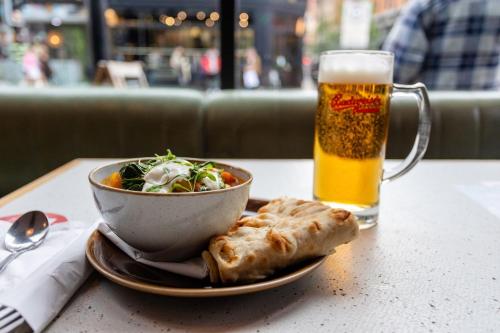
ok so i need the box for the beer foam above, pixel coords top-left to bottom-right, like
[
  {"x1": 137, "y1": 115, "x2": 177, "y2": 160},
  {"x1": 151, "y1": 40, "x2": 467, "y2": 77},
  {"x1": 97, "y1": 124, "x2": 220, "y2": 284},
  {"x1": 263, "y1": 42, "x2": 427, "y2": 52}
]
[{"x1": 318, "y1": 52, "x2": 393, "y2": 84}]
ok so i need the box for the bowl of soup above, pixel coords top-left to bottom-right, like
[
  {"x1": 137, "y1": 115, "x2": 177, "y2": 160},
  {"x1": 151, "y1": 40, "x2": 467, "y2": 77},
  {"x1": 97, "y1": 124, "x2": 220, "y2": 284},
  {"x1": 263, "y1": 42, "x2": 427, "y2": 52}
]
[{"x1": 88, "y1": 153, "x2": 252, "y2": 261}]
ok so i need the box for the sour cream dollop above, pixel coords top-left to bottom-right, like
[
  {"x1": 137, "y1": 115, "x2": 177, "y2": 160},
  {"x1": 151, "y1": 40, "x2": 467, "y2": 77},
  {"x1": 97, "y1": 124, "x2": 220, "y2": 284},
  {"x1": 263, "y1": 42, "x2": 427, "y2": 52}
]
[
  {"x1": 142, "y1": 161, "x2": 191, "y2": 193},
  {"x1": 201, "y1": 171, "x2": 224, "y2": 190}
]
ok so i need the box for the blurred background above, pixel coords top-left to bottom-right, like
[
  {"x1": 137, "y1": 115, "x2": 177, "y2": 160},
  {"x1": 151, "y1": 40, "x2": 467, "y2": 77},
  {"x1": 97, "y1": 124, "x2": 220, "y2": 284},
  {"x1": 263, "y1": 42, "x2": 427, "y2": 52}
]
[
  {"x1": 1, "y1": 0, "x2": 499, "y2": 197},
  {"x1": 0, "y1": 0, "x2": 409, "y2": 90}
]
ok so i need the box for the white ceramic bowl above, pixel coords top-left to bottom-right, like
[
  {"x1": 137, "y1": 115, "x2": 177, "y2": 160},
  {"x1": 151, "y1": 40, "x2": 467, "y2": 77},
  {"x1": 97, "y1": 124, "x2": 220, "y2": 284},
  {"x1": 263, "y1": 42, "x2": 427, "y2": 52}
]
[{"x1": 89, "y1": 158, "x2": 252, "y2": 261}]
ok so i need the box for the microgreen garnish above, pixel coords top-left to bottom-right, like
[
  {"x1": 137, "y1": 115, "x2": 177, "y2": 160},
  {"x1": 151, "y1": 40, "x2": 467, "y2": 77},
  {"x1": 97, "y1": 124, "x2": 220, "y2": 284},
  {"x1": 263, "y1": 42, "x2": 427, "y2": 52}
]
[{"x1": 119, "y1": 149, "x2": 230, "y2": 193}]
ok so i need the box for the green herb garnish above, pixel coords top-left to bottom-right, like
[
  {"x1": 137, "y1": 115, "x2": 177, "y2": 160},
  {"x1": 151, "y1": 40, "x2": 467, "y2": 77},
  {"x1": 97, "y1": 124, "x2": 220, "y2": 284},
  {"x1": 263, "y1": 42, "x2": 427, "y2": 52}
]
[{"x1": 119, "y1": 149, "x2": 224, "y2": 193}]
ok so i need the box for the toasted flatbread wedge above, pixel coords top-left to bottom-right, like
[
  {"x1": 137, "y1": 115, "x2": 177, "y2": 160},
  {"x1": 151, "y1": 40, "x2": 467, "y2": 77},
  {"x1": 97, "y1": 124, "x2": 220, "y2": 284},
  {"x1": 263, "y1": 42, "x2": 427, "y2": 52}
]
[{"x1": 203, "y1": 197, "x2": 359, "y2": 284}]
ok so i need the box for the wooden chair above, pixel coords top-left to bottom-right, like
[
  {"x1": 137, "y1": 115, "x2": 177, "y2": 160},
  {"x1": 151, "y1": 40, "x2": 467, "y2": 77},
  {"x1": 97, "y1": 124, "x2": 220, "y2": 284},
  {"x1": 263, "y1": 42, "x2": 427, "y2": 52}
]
[{"x1": 94, "y1": 60, "x2": 149, "y2": 88}]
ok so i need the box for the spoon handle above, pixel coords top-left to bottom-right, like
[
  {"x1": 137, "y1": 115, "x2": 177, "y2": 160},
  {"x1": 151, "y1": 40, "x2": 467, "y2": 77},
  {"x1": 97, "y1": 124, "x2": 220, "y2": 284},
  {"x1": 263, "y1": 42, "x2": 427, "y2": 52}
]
[{"x1": 0, "y1": 251, "x2": 21, "y2": 273}]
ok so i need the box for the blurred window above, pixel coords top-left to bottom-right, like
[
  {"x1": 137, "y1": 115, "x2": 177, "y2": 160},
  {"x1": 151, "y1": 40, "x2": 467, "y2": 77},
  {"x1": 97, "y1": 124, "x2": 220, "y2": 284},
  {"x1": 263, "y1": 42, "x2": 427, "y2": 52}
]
[
  {"x1": 236, "y1": 1, "x2": 307, "y2": 89},
  {"x1": 104, "y1": 2, "x2": 220, "y2": 89},
  {"x1": 236, "y1": 0, "x2": 409, "y2": 90},
  {"x1": 0, "y1": 1, "x2": 90, "y2": 86},
  {"x1": 0, "y1": 0, "x2": 410, "y2": 89}
]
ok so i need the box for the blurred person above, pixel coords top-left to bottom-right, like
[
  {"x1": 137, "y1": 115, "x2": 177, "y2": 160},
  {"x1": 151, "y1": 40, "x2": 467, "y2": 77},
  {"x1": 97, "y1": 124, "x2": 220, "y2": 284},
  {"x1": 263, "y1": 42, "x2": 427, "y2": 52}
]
[
  {"x1": 37, "y1": 44, "x2": 52, "y2": 83},
  {"x1": 169, "y1": 46, "x2": 191, "y2": 86},
  {"x1": 146, "y1": 49, "x2": 162, "y2": 85},
  {"x1": 275, "y1": 55, "x2": 293, "y2": 87},
  {"x1": 268, "y1": 68, "x2": 282, "y2": 88},
  {"x1": 22, "y1": 43, "x2": 46, "y2": 87},
  {"x1": 383, "y1": 0, "x2": 500, "y2": 90},
  {"x1": 200, "y1": 47, "x2": 220, "y2": 90},
  {"x1": 242, "y1": 48, "x2": 261, "y2": 89},
  {"x1": 0, "y1": 25, "x2": 12, "y2": 59}
]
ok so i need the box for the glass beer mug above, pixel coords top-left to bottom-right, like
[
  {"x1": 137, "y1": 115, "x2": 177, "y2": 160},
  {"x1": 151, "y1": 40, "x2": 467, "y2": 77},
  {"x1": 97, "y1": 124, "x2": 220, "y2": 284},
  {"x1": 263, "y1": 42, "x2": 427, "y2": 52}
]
[{"x1": 313, "y1": 51, "x2": 431, "y2": 229}]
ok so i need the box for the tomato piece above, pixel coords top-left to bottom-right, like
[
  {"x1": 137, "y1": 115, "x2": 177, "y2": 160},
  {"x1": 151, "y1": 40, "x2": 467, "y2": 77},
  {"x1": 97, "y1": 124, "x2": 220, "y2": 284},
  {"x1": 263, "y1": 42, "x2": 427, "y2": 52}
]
[
  {"x1": 194, "y1": 182, "x2": 202, "y2": 192},
  {"x1": 102, "y1": 172, "x2": 123, "y2": 189},
  {"x1": 221, "y1": 171, "x2": 238, "y2": 186}
]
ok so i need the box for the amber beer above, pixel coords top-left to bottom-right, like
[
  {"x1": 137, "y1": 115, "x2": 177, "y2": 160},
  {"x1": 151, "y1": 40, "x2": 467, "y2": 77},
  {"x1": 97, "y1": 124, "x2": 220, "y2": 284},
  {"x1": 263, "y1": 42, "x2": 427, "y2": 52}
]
[
  {"x1": 314, "y1": 82, "x2": 391, "y2": 206},
  {"x1": 313, "y1": 52, "x2": 393, "y2": 220}
]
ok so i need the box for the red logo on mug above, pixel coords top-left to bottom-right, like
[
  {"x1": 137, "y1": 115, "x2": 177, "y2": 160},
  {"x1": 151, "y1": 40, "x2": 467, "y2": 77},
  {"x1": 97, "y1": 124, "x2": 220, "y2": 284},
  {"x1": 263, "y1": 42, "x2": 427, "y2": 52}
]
[{"x1": 330, "y1": 94, "x2": 382, "y2": 113}]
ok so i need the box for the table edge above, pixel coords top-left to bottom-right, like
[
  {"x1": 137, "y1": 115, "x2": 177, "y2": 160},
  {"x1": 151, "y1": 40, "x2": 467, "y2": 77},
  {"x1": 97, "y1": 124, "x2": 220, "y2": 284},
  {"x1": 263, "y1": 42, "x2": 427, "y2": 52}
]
[
  {"x1": 1, "y1": 158, "x2": 498, "y2": 209},
  {"x1": 0, "y1": 159, "x2": 82, "y2": 208}
]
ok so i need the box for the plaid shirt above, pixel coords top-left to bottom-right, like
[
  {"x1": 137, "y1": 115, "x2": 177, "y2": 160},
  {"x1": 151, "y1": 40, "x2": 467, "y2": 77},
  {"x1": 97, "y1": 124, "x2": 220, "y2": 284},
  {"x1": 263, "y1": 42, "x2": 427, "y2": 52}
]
[{"x1": 383, "y1": 0, "x2": 500, "y2": 90}]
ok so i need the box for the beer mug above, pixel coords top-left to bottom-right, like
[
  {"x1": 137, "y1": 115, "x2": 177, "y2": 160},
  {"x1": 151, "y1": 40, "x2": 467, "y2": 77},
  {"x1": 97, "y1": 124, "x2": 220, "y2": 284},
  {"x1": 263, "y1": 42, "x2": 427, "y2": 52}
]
[{"x1": 313, "y1": 51, "x2": 431, "y2": 229}]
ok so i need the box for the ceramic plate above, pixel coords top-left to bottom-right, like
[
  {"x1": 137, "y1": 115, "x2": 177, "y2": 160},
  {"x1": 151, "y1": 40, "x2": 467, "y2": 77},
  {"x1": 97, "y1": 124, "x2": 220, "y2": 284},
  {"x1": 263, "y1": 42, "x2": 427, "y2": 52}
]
[{"x1": 86, "y1": 199, "x2": 326, "y2": 297}]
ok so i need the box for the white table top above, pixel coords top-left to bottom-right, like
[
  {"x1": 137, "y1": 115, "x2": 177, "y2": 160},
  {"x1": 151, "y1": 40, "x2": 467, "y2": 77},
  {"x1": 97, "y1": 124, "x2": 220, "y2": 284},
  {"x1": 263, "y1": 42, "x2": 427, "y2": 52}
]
[{"x1": 0, "y1": 159, "x2": 499, "y2": 332}]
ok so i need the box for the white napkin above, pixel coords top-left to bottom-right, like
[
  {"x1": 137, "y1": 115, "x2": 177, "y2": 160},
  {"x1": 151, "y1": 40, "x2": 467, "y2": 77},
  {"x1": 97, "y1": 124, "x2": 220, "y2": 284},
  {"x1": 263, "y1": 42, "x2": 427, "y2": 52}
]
[
  {"x1": 97, "y1": 223, "x2": 208, "y2": 279},
  {"x1": 456, "y1": 182, "x2": 500, "y2": 219},
  {"x1": 0, "y1": 218, "x2": 95, "y2": 333}
]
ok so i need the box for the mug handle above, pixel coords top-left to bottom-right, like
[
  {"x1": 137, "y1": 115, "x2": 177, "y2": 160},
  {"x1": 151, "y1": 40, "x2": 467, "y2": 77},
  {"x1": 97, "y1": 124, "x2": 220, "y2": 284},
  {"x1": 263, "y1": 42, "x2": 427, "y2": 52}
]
[{"x1": 382, "y1": 83, "x2": 432, "y2": 182}]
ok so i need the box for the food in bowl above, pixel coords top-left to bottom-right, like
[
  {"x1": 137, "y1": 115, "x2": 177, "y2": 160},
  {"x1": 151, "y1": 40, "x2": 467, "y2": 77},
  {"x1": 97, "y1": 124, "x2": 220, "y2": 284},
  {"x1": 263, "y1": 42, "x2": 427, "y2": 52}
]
[
  {"x1": 102, "y1": 150, "x2": 239, "y2": 193},
  {"x1": 89, "y1": 153, "x2": 252, "y2": 261},
  {"x1": 203, "y1": 197, "x2": 359, "y2": 284}
]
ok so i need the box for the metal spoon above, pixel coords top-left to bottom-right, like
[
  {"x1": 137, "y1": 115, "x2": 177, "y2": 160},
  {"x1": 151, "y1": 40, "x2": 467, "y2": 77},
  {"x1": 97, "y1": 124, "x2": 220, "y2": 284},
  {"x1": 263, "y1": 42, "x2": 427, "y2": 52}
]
[{"x1": 0, "y1": 211, "x2": 49, "y2": 273}]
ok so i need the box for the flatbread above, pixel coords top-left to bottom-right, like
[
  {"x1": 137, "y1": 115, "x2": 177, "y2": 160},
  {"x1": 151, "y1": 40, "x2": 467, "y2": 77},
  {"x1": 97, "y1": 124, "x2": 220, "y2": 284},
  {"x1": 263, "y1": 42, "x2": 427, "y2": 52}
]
[{"x1": 204, "y1": 197, "x2": 359, "y2": 284}]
